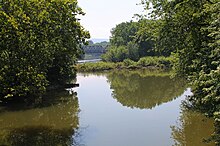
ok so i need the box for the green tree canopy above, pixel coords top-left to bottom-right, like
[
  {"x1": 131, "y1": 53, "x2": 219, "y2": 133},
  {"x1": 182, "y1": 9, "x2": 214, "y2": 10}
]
[
  {"x1": 110, "y1": 21, "x2": 139, "y2": 47},
  {"x1": 103, "y1": 19, "x2": 164, "y2": 62},
  {"x1": 0, "y1": 0, "x2": 89, "y2": 101}
]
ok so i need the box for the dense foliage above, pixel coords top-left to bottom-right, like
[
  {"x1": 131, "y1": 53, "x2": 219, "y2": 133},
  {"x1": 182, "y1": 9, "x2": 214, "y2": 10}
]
[
  {"x1": 141, "y1": 0, "x2": 219, "y2": 143},
  {"x1": 0, "y1": 0, "x2": 89, "y2": 101},
  {"x1": 102, "y1": 20, "x2": 169, "y2": 62}
]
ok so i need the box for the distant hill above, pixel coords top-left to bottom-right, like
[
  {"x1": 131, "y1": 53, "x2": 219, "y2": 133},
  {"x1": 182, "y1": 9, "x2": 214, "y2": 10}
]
[{"x1": 90, "y1": 38, "x2": 109, "y2": 43}]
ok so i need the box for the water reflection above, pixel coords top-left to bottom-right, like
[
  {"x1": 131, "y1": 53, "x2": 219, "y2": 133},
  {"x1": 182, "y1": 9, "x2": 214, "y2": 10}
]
[
  {"x1": 0, "y1": 70, "x2": 216, "y2": 146},
  {"x1": 107, "y1": 70, "x2": 186, "y2": 109},
  {"x1": 171, "y1": 107, "x2": 215, "y2": 146},
  {"x1": 174, "y1": 102, "x2": 220, "y2": 145},
  {"x1": 0, "y1": 90, "x2": 81, "y2": 146},
  {"x1": 77, "y1": 71, "x2": 215, "y2": 146}
]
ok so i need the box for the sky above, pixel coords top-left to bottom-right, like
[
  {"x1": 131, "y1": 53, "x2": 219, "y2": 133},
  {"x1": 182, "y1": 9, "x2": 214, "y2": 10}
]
[{"x1": 77, "y1": 0, "x2": 144, "y2": 39}]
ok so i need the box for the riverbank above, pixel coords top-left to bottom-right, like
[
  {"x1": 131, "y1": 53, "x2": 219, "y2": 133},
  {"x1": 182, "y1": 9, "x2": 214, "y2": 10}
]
[{"x1": 76, "y1": 56, "x2": 174, "y2": 72}]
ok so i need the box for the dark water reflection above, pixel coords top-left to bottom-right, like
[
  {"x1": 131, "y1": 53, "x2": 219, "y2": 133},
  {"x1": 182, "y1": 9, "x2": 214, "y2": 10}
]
[
  {"x1": 171, "y1": 108, "x2": 215, "y2": 146},
  {"x1": 0, "y1": 91, "x2": 81, "y2": 146}
]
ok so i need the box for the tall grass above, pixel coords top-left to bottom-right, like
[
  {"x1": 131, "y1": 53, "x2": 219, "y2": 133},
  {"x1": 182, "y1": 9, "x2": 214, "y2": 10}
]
[{"x1": 76, "y1": 56, "x2": 174, "y2": 72}]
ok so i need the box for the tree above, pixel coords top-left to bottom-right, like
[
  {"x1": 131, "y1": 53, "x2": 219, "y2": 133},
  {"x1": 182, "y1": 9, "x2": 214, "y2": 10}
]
[
  {"x1": 105, "y1": 19, "x2": 162, "y2": 62},
  {"x1": 0, "y1": 0, "x2": 89, "y2": 101},
  {"x1": 135, "y1": 19, "x2": 160, "y2": 57},
  {"x1": 110, "y1": 21, "x2": 139, "y2": 47},
  {"x1": 141, "y1": 0, "x2": 219, "y2": 143},
  {"x1": 102, "y1": 46, "x2": 128, "y2": 62}
]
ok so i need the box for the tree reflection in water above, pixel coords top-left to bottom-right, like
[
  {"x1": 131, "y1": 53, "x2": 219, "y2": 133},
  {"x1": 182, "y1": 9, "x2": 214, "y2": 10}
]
[
  {"x1": 107, "y1": 70, "x2": 186, "y2": 109},
  {"x1": 171, "y1": 106, "x2": 215, "y2": 146},
  {"x1": 0, "y1": 90, "x2": 83, "y2": 146}
]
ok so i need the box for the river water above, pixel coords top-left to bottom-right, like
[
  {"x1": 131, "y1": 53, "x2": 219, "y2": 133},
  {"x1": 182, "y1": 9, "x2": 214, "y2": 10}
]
[{"x1": 0, "y1": 70, "x2": 215, "y2": 146}]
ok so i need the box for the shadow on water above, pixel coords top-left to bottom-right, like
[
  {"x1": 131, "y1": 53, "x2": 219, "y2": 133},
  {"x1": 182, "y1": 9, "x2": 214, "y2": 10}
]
[
  {"x1": 0, "y1": 90, "x2": 84, "y2": 146},
  {"x1": 106, "y1": 70, "x2": 187, "y2": 109}
]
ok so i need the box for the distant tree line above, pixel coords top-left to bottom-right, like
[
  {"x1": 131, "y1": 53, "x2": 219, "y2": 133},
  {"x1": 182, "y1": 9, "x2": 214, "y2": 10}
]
[
  {"x1": 82, "y1": 41, "x2": 109, "y2": 53},
  {"x1": 80, "y1": 41, "x2": 109, "y2": 60},
  {"x1": 82, "y1": 45, "x2": 106, "y2": 54}
]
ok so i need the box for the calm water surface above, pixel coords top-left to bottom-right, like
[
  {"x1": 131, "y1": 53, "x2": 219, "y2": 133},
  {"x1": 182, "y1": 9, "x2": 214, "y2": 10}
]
[{"x1": 0, "y1": 70, "x2": 215, "y2": 146}]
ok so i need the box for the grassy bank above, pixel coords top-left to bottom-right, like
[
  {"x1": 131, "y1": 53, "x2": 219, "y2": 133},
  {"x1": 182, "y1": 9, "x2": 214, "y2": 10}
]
[{"x1": 76, "y1": 56, "x2": 174, "y2": 72}]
